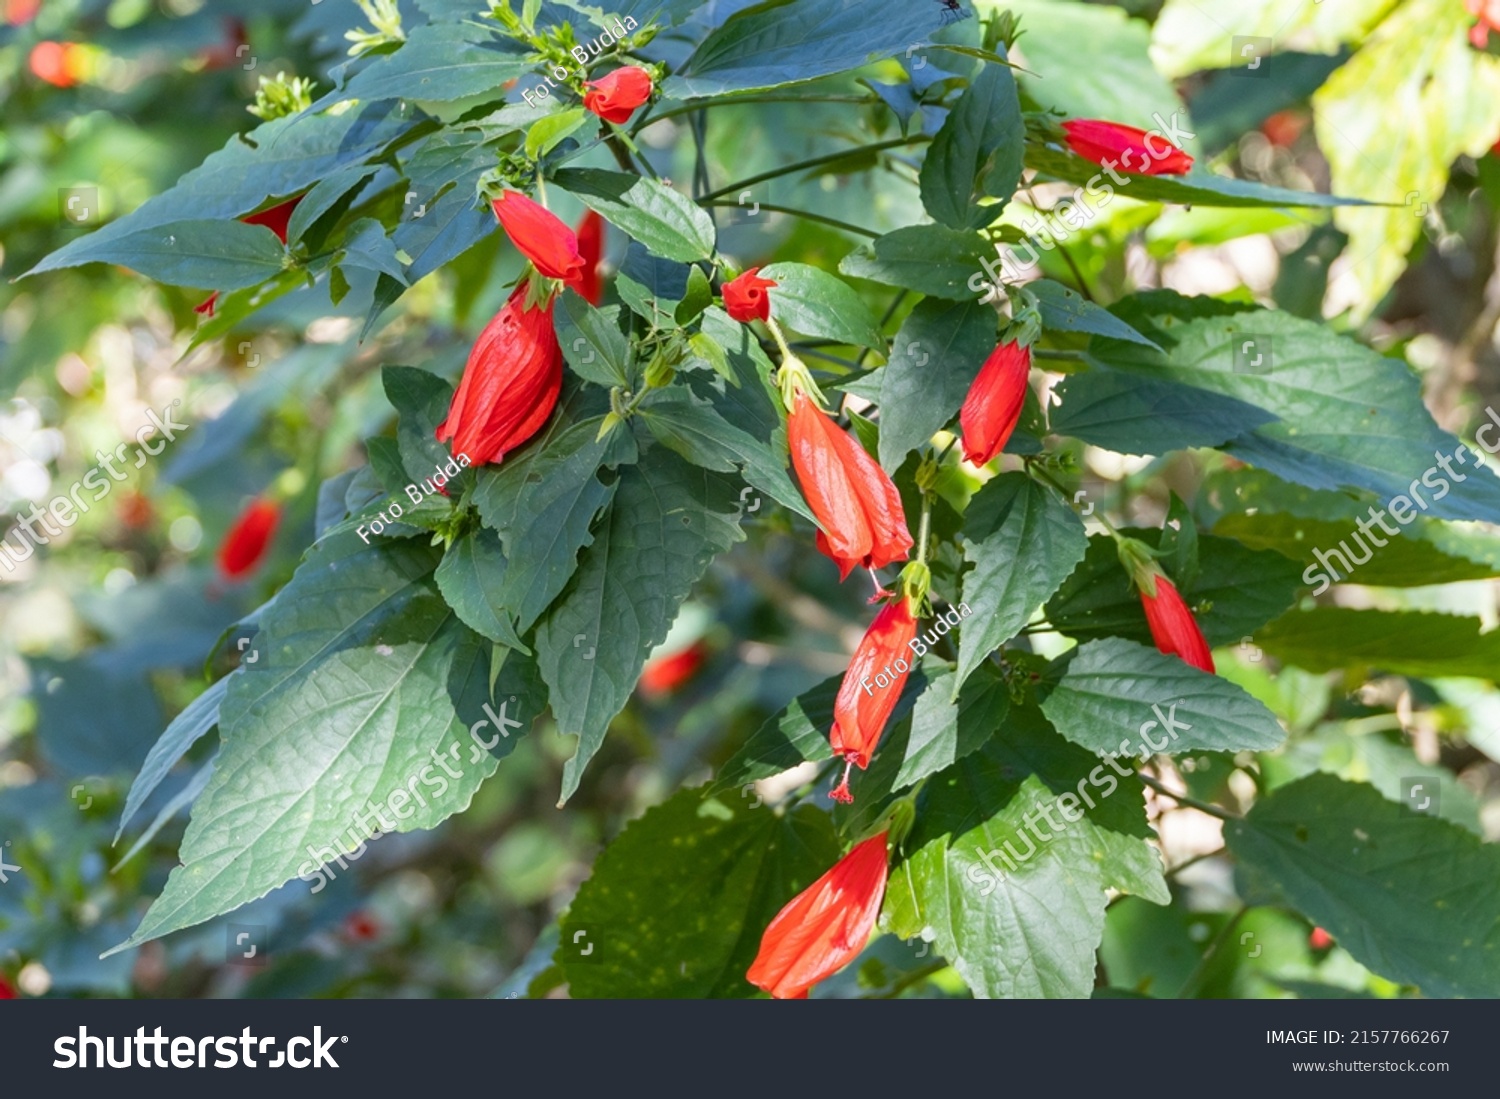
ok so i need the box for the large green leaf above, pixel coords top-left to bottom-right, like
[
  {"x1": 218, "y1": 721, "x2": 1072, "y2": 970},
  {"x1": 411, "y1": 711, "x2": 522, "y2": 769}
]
[
  {"x1": 27, "y1": 100, "x2": 419, "y2": 278},
  {"x1": 1028, "y1": 279, "x2": 1159, "y2": 348},
  {"x1": 839, "y1": 225, "x2": 995, "y2": 301},
  {"x1": 555, "y1": 292, "x2": 633, "y2": 389},
  {"x1": 1050, "y1": 367, "x2": 1277, "y2": 456},
  {"x1": 536, "y1": 445, "x2": 746, "y2": 803},
  {"x1": 1227, "y1": 772, "x2": 1500, "y2": 998},
  {"x1": 1089, "y1": 291, "x2": 1500, "y2": 523},
  {"x1": 552, "y1": 168, "x2": 716, "y2": 262},
  {"x1": 884, "y1": 709, "x2": 1166, "y2": 998},
  {"x1": 1314, "y1": 0, "x2": 1500, "y2": 319},
  {"x1": 474, "y1": 416, "x2": 638, "y2": 635},
  {"x1": 435, "y1": 528, "x2": 528, "y2": 650},
  {"x1": 108, "y1": 531, "x2": 543, "y2": 954},
  {"x1": 30, "y1": 219, "x2": 287, "y2": 290},
  {"x1": 894, "y1": 665, "x2": 1010, "y2": 790},
  {"x1": 340, "y1": 20, "x2": 533, "y2": 102},
  {"x1": 558, "y1": 786, "x2": 840, "y2": 997},
  {"x1": 1256, "y1": 607, "x2": 1500, "y2": 681},
  {"x1": 956, "y1": 473, "x2": 1088, "y2": 692},
  {"x1": 758, "y1": 262, "x2": 884, "y2": 350},
  {"x1": 919, "y1": 52, "x2": 1024, "y2": 230},
  {"x1": 667, "y1": 0, "x2": 951, "y2": 96},
  {"x1": 638, "y1": 388, "x2": 816, "y2": 525},
  {"x1": 875, "y1": 296, "x2": 997, "y2": 470},
  {"x1": 710, "y1": 672, "x2": 841, "y2": 794},
  {"x1": 1045, "y1": 529, "x2": 1304, "y2": 647},
  {"x1": 1039, "y1": 637, "x2": 1287, "y2": 756},
  {"x1": 394, "y1": 127, "x2": 499, "y2": 282}
]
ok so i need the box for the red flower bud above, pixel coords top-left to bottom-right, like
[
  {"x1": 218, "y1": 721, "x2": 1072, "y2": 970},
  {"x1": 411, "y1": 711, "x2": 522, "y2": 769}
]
[
  {"x1": 959, "y1": 340, "x2": 1030, "y2": 467},
  {"x1": 829, "y1": 598, "x2": 918, "y2": 803},
  {"x1": 491, "y1": 190, "x2": 587, "y2": 289},
  {"x1": 787, "y1": 392, "x2": 912, "y2": 581},
  {"x1": 747, "y1": 831, "x2": 889, "y2": 999},
  {"x1": 583, "y1": 65, "x2": 653, "y2": 124},
  {"x1": 722, "y1": 267, "x2": 776, "y2": 324},
  {"x1": 640, "y1": 641, "x2": 707, "y2": 696},
  {"x1": 1061, "y1": 118, "x2": 1193, "y2": 177},
  {"x1": 576, "y1": 209, "x2": 606, "y2": 306},
  {"x1": 1309, "y1": 926, "x2": 1334, "y2": 951},
  {"x1": 218, "y1": 499, "x2": 281, "y2": 580},
  {"x1": 1139, "y1": 574, "x2": 1215, "y2": 673},
  {"x1": 436, "y1": 285, "x2": 563, "y2": 466}
]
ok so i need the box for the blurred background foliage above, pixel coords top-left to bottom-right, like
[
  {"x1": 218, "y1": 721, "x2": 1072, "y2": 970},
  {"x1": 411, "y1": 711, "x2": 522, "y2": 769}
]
[{"x1": 2, "y1": 0, "x2": 1499, "y2": 999}]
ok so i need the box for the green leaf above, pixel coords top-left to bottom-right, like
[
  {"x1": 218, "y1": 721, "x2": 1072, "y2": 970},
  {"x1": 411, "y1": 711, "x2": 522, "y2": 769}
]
[
  {"x1": 638, "y1": 388, "x2": 816, "y2": 525},
  {"x1": 435, "y1": 528, "x2": 529, "y2": 650},
  {"x1": 1151, "y1": 0, "x2": 1393, "y2": 77},
  {"x1": 116, "y1": 678, "x2": 227, "y2": 843},
  {"x1": 883, "y1": 710, "x2": 1166, "y2": 998},
  {"x1": 1026, "y1": 144, "x2": 1368, "y2": 208},
  {"x1": 667, "y1": 0, "x2": 951, "y2": 96},
  {"x1": 525, "y1": 106, "x2": 591, "y2": 159},
  {"x1": 894, "y1": 665, "x2": 1010, "y2": 790},
  {"x1": 394, "y1": 127, "x2": 499, "y2": 282},
  {"x1": 1089, "y1": 291, "x2": 1500, "y2": 523},
  {"x1": 536, "y1": 446, "x2": 746, "y2": 803},
  {"x1": 552, "y1": 168, "x2": 716, "y2": 263},
  {"x1": 839, "y1": 224, "x2": 995, "y2": 301},
  {"x1": 919, "y1": 53, "x2": 1024, "y2": 229},
  {"x1": 340, "y1": 19, "x2": 534, "y2": 102},
  {"x1": 474, "y1": 416, "x2": 638, "y2": 635},
  {"x1": 758, "y1": 261, "x2": 884, "y2": 350},
  {"x1": 558, "y1": 786, "x2": 840, "y2": 997},
  {"x1": 383, "y1": 366, "x2": 457, "y2": 485},
  {"x1": 1045, "y1": 530, "x2": 1304, "y2": 648},
  {"x1": 339, "y1": 217, "x2": 409, "y2": 284},
  {"x1": 1050, "y1": 367, "x2": 1277, "y2": 456},
  {"x1": 108, "y1": 532, "x2": 539, "y2": 954},
  {"x1": 875, "y1": 297, "x2": 996, "y2": 470},
  {"x1": 1226, "y1": 772, "x2": 1500, "y2": 998},
  {"x1": 28, "y1": 101, "x2": 419, "y2": 278},
  {"x1": 674, "y1": 265, "x2": 714, "y2": 326},
  {"x1": 710, "y1": 672, "x2": 840, "y2": 795},
  {"x1": 956, "y1": 474, "x2": 1088, "y2": 692},
  {"x1": 1256, "y1": 607, "x2": 1500, "y2": 681},
  {"x1": 555, "y1": 292, "x2": 633, "y2": 388},
  {"x1": 1040, "y1": 637, "x2": 1286, "y2": 756},
  {"x1": 35, "y1": 219, "x2": 287, "y2": 290},
  {"x1": 286, "y1": 163, "x2": 379, "y2": 246},
  {"x1": 1027, "y1": 279, "x2": 1159, "y2": 348},
  {"x1": 1313, "y1": 0, "x2": 1500, "y2": 318}
]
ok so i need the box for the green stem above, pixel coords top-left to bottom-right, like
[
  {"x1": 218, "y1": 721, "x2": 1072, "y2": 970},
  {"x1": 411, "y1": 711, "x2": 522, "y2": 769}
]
[
  {"x1": 700, "y1": 199, "x2": 879, "y2": 238},
  {"x1": 915, "y1": 492, "x2": 933, "y2": 568},
  {"x1": 1137, "y1": 773, "x2": 1236, "y2": 821},
  {"x1": 864, "y1": 959, "x2": 946, "y2": 999},
  {"x1": 1176, "y1": 905, "x2": 1248, "y2": 1000},
  {"x1": 1031, "y1": 349, "x2": 1088, "y2": 361},
  {"x1": 1028, "y1": 459, "x2": 1123, "y2": 539},
  {"x1": 699, "y1": 136, "x2": 930, "y2": 203},
  {"x1": 636, "y1": 93, "x2": 875, "y2": 130}
]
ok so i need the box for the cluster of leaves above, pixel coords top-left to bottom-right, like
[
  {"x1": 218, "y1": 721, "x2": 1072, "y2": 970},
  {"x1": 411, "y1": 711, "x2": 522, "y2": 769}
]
[{"x1": 5, "y1": 0, "x2": 1500, "y2": 999}]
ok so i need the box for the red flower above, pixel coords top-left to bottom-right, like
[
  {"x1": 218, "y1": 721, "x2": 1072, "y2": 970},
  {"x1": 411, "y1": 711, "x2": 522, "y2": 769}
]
[
  {"x1": 576, "y1": 209, "x2": 606, "y2": 306},
  {"x1": 583, "y1": 65, "x2": 653, "y2": 124},
  {"x1": 195, "y1": 196, "x2": 302, "y2": 317},
  {"x1": 436, "y1": 285, "x2": 563, "y2": 466},
  {"x1": 29, "y1": 41, "x2": 85, "y2": 87},
  {"x1": 829, "y1": 598, "x2": 918, "y2": 803},
  {"x1": 1140, "y1": 573, "x2": 1215, "y2": 673},
  {"x1": 640, "y1": 642, "x2": 707, "y2": 696},
  {"x1": 722, "y1": 268, "x2": 776, "y2": 324},
  {"x1": 788, "y1": 393, "x2": 912, "y2": 581},
  {"x1": 491, "y1": 191, "x2": 587, "y2": 289},
  {"x1": 1061, "y1": 119, "x2": 1193, "y2": 176},
  {"x1": 958, "y1": 340, "x2": 1030, "y2": 466},
  {"x1": 1309, "y1": 927, "x2": 1334, "y2": 951},
  {"x1": 746, "y1": 831, "x2": 890, "y2": 999},
  {"x1": 218, "y1": 499, "x2": 281, "y2": 580},
  {"x1": 6, "y1": 0, "x2": 41, "y2": 25},
  {"x1": 343, "y1": 911, "x2": 381, "y2": 942},
  {"x1": 1470, "y1": 0, "x2": 1500, "y2": 47}
]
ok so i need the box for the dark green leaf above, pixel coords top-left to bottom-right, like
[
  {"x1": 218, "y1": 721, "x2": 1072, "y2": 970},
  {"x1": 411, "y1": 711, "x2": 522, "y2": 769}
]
[
  {"x1": 1256, "y1": 607, "x2": 1500, "y2": 681},
  {"x1": 435, "y1": 528, "x2": 528, "y2": 650},
  {"x1": 1028, "y1": 279, "x2": 1159, "y2": 348},
  {"x1": 36, "y1": 219, "x2": 286, "y2": 290},
  {"x1": 340, "y1": 19, "x2": 533, "y2": 102},
  {"x1": 552, "y1": 168, "x2": 716, "y2": 262},
  {"x1": 894, "y1": 665, "x2": 1010, "y2": 790},
  {"x1": 920, "y1": 54, "x2": 1024, "y2": 229},
  {"x1": 1050, "y1": 367, "x2": 1277, "y2": 456},
  {"x1": 758, "y1": 261, "x2": 884, "y2": 349},
  {"x1": 710, "y1": 672, "x2": 840, "y2": 795},
  {"x1": 555, "y1": 292, "x2": 633, "y2": 388},
  {"x1": 839, "y1": 224, "x2": 995, "y2": 300}
]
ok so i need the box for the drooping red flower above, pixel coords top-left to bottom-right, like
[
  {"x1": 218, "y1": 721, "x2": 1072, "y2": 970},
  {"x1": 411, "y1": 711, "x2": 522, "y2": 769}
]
[
  {"x1": 436, "y1": 285, "x2": 563, "y2": 466},
  {"x1": 1140, "y1": 573, "x2": 1215, "y2": 673},
  {"x1": 640, "y1": 642, "x2": 708, "y2": 696},
  {"x1": 195, "y1": 196, "x2": 302, "y2": 317},
  {"x1": 491, "y1": 191, "x2": 587, "y2": 289},
  {"x1": 722, "y1": 267, "x2": 776, "y2": 324},
  {"x1": 583, "y1": 65, "x2": 654, "y2": 124},
  {"x1": 1061, "y1": 118, "x2": 1193, "y2": 176},
  {"x1": 1309, "y1": 927, "x2": 1334, "y2": 951},
  {"x1": 218, "y1": 499, "x2": 281, "y2": 580},
  {"x1": 787, "y1": 392, "x2": 913, "y2": 581},
  {"x1": 829, "y1": 598, "x2": 918, "y2": 803},
  {"x1": 959, "y1": 340, "x2": 1031, "y2": 467},
  {"x1": 747, "y1": 831, "x2": 890, "y2": 1000},
  {"x1": 576, "y1": 209, "x2": 606, "y2": 306},
  {"x1": 1469, "y1": 0, "x2": 1500, "y2": 47}
]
